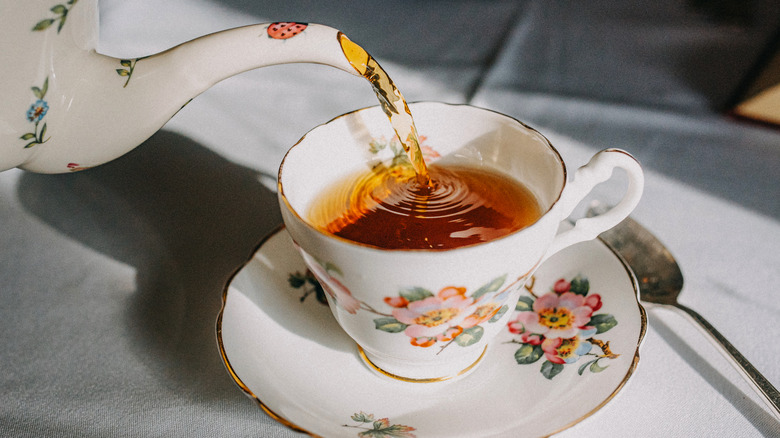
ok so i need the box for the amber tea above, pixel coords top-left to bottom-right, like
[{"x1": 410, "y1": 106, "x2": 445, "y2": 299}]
[
  {"x1": 307, "y1": 162, "x2": 542, "y2": 250},
  {"x1": 321, "y1": 36, "x2": 541, "y2": 249}
]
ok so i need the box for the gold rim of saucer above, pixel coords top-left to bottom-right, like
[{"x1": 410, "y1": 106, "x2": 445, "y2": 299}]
[{"x1": 357, "y1": 344, "x2": 488, "y2": 383}]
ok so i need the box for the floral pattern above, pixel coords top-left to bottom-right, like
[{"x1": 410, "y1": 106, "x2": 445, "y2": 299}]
[
  {"x1": 32, "y1": 0, "x2": 78, "y2": 33},
  {"x1": 300, "y1": 256, "x2": 362, "y2": 314},
  {"x1": 288, "y1": 269, "x2": 328, "y2": 305},
  {"x1": 378, "y1": 277, "x2": 512, "y2": 352},
  {"x1": 344, "y1": 412, "x2": 416, "y2": 438},
  {"x1": 290, "y1": 261, "x2": 519, "y2": 354},
  {"x1": 506, "y1": 275, "x2": 620, "y2": 379},
  {"x1": 116, "y1": 59, "x2": 138, "y2": 88},
  {"x1": 369, "y1": 135, "x2": 439, "y2": 167},
  {"x1": 25, "y1": 1, "x2": 79, "y2": 150},
  {"x1": 20, "y1": 78, "x2": 51, "y2": 149},
  {"x1": 388, "y1": 286, "x2": 477, "y2": 347}
]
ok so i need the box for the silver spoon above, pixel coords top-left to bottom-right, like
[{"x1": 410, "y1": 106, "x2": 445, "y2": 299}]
[{"x1": 587, "y1": 202, "x2": 780, "y2": 420}]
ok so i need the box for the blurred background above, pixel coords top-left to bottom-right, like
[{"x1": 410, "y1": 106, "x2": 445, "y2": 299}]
[{"x1": 98, "y1": 0, "x2": 780, "y2": 215}]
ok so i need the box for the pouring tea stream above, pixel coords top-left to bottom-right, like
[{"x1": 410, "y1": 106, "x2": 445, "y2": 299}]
[{"x1": 0, "y1": 0, "x2": 390, "y2": 174}]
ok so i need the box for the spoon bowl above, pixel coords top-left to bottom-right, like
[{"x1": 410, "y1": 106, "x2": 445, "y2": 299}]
[{"x1": 587, "y1": 202, "x2": 780, "y2": 421}]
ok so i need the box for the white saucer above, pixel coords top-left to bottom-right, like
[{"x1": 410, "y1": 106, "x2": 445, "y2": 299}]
[{"x1": 218, "y1": 227, "x2": 647, "y2": 437}]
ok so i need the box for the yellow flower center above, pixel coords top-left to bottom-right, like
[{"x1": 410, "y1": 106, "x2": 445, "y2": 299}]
[
  {"x1": 538, "y1": 307, "x2": 573, "y2": 329},
  {"x1": 414, "y1": 308, "x2": 460, "y2": 327},
  {"x1": 473, "y1": 303, "x2": 499, "y2": 319},
  {"x1": 555, "y1": 337, "x2": 580, "y2": 359}
]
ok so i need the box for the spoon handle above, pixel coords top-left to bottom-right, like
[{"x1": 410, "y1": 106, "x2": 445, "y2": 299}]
[{"x1": 674, "y1": 302, "x2": 780, "y2": 420}]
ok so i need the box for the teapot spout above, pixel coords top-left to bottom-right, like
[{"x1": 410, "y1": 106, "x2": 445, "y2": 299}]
[
  {"x1": 19, "y1": 23, "x2": 362, "y2": 173},
  {"x1": 166, "y1": 22, "x2": 363, "y2": 87}
]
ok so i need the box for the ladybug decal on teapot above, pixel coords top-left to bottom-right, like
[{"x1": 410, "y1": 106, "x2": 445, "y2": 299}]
[{"x1": 267, "y1": 22, "x2": 308, "y2": 40}]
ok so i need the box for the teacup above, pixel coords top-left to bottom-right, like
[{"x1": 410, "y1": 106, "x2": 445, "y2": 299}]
[{"x1": 278, "y1": 102, "x2": 643, "y2": 382}]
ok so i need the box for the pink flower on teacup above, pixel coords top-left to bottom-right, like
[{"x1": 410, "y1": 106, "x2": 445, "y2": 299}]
[
  {"x1": 507, "y1": 291, "x2": 599, "y2": 340},
  {"x1": 302, "y1": 254, "x2": 362, "y2": 314},
  {"x1": 417, "y1": 136, "x2": 441, "y2": 163},
  {"x1": 318, "y1": 274, "x2": 362, "y2": 315},
  {"x1": 390, "y1": 286, "x2": 475, "y2": 347},
  {"x1": 461, "y1": 301, "x2": 502, "y2": 329},
  {"x1": 461, "y1": 287, "x2": 512, "y2": 329}
]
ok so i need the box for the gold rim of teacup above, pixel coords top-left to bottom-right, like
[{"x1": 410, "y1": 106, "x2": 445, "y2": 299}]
[
  {"x1": 357, "y1": 344, "x2": 488, "y2": 383},
  {"x1": 277, "y1": 102, "x2": 567, "y2": 253}
]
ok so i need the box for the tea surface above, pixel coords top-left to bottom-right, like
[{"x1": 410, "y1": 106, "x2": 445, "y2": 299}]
[
  {"x1": 308, "y1": 163, "x2": 542, "y2": 250},
  {"x1": 324, "y1": 35, "x2": 540, "y2": 249}
]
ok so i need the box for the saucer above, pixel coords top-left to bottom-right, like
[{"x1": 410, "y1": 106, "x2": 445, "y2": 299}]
[{"x1": 217, "y1": 227, "x2": 647, "y2": 437}]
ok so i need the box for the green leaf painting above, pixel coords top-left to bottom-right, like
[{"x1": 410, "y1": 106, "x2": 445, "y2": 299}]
[
  {"x1": 569, "y1": 274, "x2": 589, "y2": 296},
  {"x1": 344, "y1": 412, "x2": 416, "y2": 438},
  {"x1": 590, "y1": 314, "x2": 618, "y2": 334},
  {"x1": 32, "y1": 0, "x2": 78, "y2": 33},
  {"x1": 21, "y1": 78, "x2": 51, "y2": 148},
  {"x1": 116, "y1": 58, "x2": 138, "y2": 88},
  {"x1": 471, "y1": 275, "x2": 507, "y2": 300},
  {"x1": 514, "y1": 343, "x2": 543, "y2": 365},
  {"x1": 398, "y1": 287, "x2": 433, "y2": 303},
  {"x1": 540, "y1": 360, "x2": 565, "y2": 380},
  {"x1": 515, "y1": 296, "x2": 534, "y2": 312},
  {"x1": 373, "y1": 317, "x2": 409, "y2": 334},
  {"x1": 454, "y1": 326, "x2": 483, "y2": 347}
]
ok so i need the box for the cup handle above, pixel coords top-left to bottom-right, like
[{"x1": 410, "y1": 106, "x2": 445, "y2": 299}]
[{"x1": 542, "y1": 148, "x2": 644, "y2": 262}]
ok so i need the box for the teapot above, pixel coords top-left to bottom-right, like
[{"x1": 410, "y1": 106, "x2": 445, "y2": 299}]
[{"x1": 1, "y1": 0, "x2": 362, "y2": 173}]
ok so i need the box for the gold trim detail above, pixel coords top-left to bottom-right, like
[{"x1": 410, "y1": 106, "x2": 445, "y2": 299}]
[
  {"x1": 216, "y1": 225, "x2": 319, "y2": 437},
  {"x1": 357, "y1": 344, "x2": 488, "y2": 383}
]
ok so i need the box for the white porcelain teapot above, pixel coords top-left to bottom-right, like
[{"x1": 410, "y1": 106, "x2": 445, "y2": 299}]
[{"x1": 1, "y1": 0, "x2": 361, "y2": 173}]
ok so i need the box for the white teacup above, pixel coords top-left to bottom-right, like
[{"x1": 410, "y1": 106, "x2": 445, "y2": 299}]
[{"x1": 278, "y1": 102, "x2": 643, "y2": 382}]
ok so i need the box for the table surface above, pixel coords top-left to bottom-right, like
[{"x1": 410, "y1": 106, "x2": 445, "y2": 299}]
[{"x1": 2, "y1": 1, "x2": 779, "y2": 437}]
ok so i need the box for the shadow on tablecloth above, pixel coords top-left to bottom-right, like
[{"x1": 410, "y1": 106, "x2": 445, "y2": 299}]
[
  {"x1": 16, "y1": 130, "x2": 283, "y2": 402},
  {"x1": 649, "y1": 308, "x2": 780, "y2": 435}
]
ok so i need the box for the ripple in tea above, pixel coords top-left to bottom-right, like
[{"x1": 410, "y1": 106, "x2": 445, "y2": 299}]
[
  {"x1": 307, "y1": 163, "x2": 542, "y2": 250},
  {"x1": 325, "y1": 34, "x2": 541, "y2": 248}
]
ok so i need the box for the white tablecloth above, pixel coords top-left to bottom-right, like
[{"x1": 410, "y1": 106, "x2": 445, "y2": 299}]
[{"x1": 2, "y1": 1, "x2": 779, "y2": 437}]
